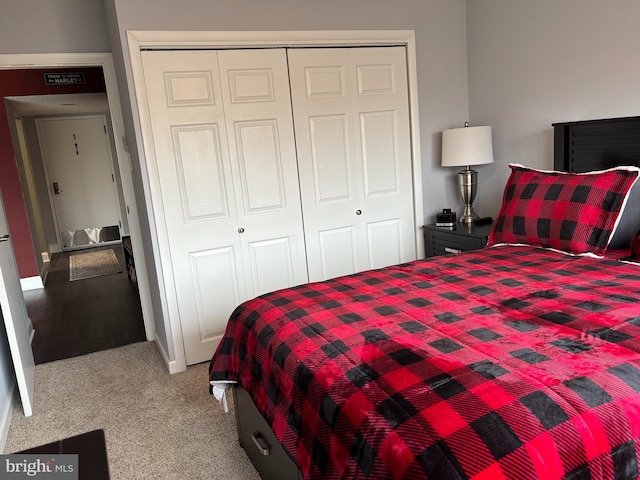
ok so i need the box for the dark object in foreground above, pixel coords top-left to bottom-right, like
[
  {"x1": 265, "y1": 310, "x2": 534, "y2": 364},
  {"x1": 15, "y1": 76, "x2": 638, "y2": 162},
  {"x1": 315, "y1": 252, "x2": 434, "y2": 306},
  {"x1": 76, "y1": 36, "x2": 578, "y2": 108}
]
[{"x1": 16, "y1": 429, "x2": 110, "y2": 480}]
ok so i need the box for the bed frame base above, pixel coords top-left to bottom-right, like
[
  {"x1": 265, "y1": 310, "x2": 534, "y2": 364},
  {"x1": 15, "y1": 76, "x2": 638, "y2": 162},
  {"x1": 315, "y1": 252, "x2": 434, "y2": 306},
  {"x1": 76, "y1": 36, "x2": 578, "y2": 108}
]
[{"x1": 233, "y1": 385, "x2": 303, "y2": 480}]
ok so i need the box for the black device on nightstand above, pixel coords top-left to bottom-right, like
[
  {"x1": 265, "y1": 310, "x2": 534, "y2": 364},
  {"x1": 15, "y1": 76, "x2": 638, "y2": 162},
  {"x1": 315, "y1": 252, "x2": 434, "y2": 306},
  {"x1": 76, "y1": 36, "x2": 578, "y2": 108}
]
[
  {"x1": 424, "y1": 222, "x2": 493, "y2": 257},
  {"x1": 435, "y1": 208, "x2": 456, "y2": 226}
]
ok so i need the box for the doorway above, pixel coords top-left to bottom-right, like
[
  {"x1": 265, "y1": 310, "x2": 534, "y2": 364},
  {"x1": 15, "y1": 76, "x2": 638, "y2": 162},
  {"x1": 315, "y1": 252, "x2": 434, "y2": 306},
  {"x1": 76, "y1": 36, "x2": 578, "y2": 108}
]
[
  {"x1": 0, "y1": 55, "x2": 153, "y2": 363},
  {"x1": 35, "y1": 114, "x2": 123, "y2": 251},
  {"x1": 6, "y1": 95, "x2": 143, "y2": 364}
]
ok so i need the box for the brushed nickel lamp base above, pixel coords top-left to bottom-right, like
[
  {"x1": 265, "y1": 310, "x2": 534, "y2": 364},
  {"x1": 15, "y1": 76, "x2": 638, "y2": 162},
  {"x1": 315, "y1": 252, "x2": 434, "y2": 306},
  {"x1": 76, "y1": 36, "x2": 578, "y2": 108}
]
[{"x1": 458, "y1": 166, "x2": 480, "y2": 224}]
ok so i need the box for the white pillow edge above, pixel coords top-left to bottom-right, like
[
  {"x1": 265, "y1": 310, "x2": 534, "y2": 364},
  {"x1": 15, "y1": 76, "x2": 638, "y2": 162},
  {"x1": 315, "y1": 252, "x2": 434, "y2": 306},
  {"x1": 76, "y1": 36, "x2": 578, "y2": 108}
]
[{"x1": 489, "y1": 242, "x2": 604, "y2": 259}]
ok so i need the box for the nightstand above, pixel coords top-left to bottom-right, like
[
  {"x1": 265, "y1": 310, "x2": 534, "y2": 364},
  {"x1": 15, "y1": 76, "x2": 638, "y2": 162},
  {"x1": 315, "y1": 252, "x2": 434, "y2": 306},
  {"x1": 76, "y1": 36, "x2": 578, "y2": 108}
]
[{"x1": 424, "y1": 222, "x2": 493, "y2": 257}]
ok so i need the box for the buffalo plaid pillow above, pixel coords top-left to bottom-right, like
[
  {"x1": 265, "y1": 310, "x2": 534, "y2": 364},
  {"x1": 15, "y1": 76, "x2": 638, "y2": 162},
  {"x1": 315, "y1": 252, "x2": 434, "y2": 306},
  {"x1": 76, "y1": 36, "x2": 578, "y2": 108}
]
[{"x1": 488, "y1": 164, "x2": 639, "y2": 256}]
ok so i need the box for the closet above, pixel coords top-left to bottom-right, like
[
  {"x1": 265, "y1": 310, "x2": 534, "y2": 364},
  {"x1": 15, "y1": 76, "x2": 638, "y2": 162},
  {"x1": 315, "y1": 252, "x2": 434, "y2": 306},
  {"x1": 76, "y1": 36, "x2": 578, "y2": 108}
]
[{"x1": 140, "y1": 46, "x2": 416, "y2": 365}]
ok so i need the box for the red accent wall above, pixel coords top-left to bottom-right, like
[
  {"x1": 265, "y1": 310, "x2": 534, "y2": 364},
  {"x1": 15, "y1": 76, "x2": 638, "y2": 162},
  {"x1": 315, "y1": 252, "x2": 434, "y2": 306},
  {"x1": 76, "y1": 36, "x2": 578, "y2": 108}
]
[{"x1": 0, "y1": 67, "x2": 106, "y2": 278}]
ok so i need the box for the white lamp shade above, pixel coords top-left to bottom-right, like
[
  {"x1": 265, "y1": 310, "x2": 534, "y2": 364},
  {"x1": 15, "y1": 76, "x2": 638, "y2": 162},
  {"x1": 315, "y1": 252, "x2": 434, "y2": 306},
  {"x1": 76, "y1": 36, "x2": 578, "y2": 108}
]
[{"x1": 442, "y1": 125, "x2": 494, "y2": 167}]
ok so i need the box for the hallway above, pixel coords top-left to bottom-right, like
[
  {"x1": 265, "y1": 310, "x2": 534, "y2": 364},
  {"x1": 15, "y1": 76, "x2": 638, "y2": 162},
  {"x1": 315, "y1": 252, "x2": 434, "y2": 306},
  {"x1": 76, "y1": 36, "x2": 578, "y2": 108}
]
[{"x1": 24, "y1": 243, "x2": 146, "y2": 364}]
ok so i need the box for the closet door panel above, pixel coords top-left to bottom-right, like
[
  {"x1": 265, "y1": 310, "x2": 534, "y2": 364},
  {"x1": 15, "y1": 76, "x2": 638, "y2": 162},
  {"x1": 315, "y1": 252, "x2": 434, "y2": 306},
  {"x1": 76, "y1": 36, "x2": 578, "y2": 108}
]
[
  {"x1": 173, "y1": 124, "x2": 229, "y2": 220},
  {"x1": 309, "y1": 115, "x2": 352, "y2": 203},
  {"x1": 289, "y1": 49, "x2": 366, "y2": 281},
  {"x1": 289, "y1": 47, "x2": 415, "y2": 282},
  {"x1": 141, "y1": 50, "x2": 246, "y2": 365},
  {"x1": 234, "y1": 120, "x2": 285, "y2": 212},
  {"x1": 305, "y1": 112, "x2": 356, "y2": 279},
  {"x1": 218, "y1": 49, "x2": 309, "y2": 299},
  {"x1": 318, "y1": 227, "x2": 358, "y2": 280},
  {"x1": 366, "y1": 218, "x2": 402, "y2": 269},
  {"x1": 190, "y1": 247, "x2": 243, "y2": 339},
  {"x1": 246, "y1": 237, "x2": 297, "y2": 295},
  {"x1": 360, "y1": 111, "x2": 400, "y2": 195},
  {"x1": 353, "y1": 48, "x2": 415, "y2": 266}
]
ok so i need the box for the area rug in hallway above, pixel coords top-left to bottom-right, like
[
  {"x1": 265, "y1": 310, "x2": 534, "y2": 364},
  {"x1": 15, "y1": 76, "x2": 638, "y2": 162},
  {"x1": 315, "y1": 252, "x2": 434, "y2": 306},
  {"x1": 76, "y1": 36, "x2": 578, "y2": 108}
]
[{"x1": 69, "y1": 249, "x2": 122, "y2": 281}]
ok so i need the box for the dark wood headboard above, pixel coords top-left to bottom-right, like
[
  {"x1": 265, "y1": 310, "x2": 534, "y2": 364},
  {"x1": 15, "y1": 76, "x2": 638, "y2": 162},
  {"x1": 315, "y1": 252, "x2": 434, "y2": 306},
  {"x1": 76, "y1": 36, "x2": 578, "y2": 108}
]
[{"x1": 553, "y1": 116, "x2": 640, "y2": 172}]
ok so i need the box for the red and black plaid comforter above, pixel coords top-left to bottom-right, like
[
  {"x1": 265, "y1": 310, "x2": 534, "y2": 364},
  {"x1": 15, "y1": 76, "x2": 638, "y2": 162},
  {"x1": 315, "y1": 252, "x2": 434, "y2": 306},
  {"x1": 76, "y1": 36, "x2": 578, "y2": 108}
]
[{"x1": 209, "y1": 245, "x2": 640, "y2": 479}]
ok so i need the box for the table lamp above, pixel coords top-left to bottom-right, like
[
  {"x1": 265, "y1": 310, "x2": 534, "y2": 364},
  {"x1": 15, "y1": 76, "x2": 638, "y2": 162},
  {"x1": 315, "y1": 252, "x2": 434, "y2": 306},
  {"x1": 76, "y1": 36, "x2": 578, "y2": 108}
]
[{"x1": 441, "y1": 123, "x2": 494, "y2": 224}]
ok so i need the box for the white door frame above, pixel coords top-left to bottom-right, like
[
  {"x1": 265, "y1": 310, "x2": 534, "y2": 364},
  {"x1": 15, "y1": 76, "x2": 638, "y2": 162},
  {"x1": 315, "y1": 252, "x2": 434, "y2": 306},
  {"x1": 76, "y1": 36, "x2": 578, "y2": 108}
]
[
  {"x1": 127, "y1": 30, "x2": 424, "y2": 372},
  {"x1": 0, "y1": 53, "x2": 155, "y2": 343}
]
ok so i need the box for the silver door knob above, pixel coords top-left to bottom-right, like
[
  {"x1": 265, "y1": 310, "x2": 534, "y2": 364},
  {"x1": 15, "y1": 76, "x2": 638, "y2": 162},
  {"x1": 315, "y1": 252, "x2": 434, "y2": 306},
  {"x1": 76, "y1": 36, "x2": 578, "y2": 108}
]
[
  {"x1": 238, "y1": 227, "x2": 245, "y2": 233},
  {"x1": 355, "y1": 209, "x2": 362, "y2": 215}
]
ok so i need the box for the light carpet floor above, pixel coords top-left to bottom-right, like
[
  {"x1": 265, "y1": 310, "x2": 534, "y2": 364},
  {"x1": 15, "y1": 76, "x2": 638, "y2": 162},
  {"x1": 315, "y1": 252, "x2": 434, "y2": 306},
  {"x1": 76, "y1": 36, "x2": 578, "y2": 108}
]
[{"x1": 4, "y1": 341, "x2": 260, "y2": 480}]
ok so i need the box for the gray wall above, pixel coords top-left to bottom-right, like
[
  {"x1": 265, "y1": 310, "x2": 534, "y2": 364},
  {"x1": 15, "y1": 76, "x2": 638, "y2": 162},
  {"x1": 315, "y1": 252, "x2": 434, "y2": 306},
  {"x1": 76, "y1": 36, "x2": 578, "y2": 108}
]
[
  {"x1": 466, "y1": 0, "x2": 640, "y2": 217},
  {"x1": 0, "y1": 0, "x2": 110, "y2": 54}
]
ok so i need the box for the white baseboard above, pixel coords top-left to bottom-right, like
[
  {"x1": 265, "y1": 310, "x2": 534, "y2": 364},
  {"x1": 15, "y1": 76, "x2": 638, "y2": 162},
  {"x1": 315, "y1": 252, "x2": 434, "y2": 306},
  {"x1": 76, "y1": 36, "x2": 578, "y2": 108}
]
[
  {"x1": 0, "y1": 382, "x2": 15, "y2": 453},
  {"x1": 20, "y1": 276, "x2": 43, "y2": 291},
  {"x1": 154, "y1": 340, "x2": 186, "y2": 374},
  {"x1": 40, "y1": 260, "x2": 49, "y2": 287}
]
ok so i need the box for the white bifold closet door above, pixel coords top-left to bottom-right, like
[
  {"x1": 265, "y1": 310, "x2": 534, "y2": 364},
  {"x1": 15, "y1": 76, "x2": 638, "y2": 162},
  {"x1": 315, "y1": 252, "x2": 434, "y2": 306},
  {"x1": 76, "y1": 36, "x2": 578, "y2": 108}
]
[
  {"x1": 288, "y1": 47, "x2": 415, "y2": 282},
  {"x1": 141, "y1": 49, "x2": 308, "y2": 365}
]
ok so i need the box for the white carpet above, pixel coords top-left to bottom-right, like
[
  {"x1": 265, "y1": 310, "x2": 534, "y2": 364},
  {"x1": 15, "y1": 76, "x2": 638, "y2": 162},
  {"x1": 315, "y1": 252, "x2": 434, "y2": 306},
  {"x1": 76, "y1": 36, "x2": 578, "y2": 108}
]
[{"x1": 4, "y1": 342, "x2": 260, "y2": 480}]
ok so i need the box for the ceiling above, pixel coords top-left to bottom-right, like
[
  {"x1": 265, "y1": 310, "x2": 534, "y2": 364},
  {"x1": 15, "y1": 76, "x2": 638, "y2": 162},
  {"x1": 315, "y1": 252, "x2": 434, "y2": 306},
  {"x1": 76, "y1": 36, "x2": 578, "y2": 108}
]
[{"x1": 4, "y1": 92, "x2": 109, "y2": 116}]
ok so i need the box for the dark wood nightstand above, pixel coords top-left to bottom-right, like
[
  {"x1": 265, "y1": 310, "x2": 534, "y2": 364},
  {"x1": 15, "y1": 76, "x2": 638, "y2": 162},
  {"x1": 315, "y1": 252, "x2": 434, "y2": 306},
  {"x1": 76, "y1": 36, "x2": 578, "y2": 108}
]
[{"x1": 424, "y1": 223, "x2": 493, "y2": 257}]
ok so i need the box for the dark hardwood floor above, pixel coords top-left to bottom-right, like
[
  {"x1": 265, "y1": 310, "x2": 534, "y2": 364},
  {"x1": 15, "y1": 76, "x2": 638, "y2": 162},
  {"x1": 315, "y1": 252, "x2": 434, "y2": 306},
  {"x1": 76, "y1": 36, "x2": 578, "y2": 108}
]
[{"x1": 24, "y1": 243, "x2": 146, "y2": 365}]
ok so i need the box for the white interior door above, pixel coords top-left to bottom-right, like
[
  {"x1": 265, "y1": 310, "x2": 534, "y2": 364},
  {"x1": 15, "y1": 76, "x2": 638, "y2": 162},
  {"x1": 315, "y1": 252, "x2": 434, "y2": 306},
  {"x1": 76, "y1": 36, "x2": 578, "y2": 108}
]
[
  {"x1": 217, "y1": 49, "x2": 308, "y2": 298},
  {"x1": 141, "y1": 50, "x2": 243, "y2": 366},
  {"x1": 36, "y1": 115, "x2": 121, "y2": 250},
  {"x1": 288, "y1": 47, "x2": 416, "y2": 281},
  {"x1": 0, "y1": 193, "x2": 35, "y2": 417},
  {"x1": 141, "y1": 49, "x2": 308, "y2": 365}
]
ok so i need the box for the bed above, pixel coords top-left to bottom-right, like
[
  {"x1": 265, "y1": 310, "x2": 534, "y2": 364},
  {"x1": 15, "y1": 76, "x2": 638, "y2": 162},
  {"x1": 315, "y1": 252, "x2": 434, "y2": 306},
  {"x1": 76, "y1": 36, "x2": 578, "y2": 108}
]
[{"x1": 209, "y1": 116, "x2": 640, "y2": 479}]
